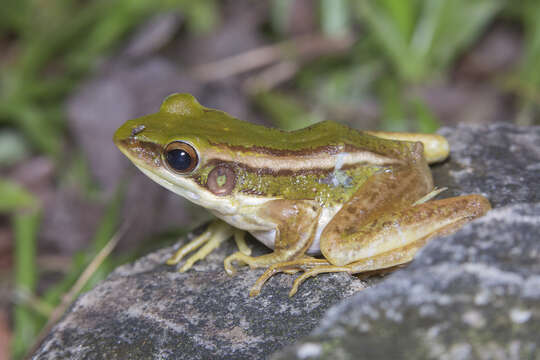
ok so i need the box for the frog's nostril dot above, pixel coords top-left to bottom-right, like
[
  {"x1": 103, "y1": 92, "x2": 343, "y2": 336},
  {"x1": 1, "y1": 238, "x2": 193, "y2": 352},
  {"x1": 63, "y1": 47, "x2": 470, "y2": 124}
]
[{"x1": 131, "y1": 125, "x2": 146, "y2": 137}]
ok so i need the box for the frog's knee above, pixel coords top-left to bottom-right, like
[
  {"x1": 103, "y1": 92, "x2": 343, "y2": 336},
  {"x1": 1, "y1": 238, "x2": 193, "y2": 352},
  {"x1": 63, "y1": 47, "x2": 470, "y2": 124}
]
[{"x1": 319, "y1": 235, "x2": 349, "y2": 267}]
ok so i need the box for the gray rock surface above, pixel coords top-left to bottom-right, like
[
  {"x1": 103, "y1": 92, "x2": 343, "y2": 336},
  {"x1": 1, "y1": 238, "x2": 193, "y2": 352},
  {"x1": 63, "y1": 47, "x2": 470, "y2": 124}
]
[
  {"x1": 434, "y1": 123, "x2": 540, "y2": 207},
  {"x1": 273, "y1": 203, "x2": 540, "y2": 360},
  {"x1": 273, "y1": 123, "x2": 540, "y2": 360},
  {"x1": 32, "y1": 232, "x2": 366, "y2": 360},
  {"x1": 33, "y1": 124, "x2": 540, "y2": 359}
]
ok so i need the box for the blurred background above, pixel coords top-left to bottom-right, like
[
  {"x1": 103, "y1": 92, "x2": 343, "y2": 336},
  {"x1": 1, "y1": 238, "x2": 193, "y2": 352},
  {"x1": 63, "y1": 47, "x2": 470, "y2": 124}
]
[{"x1": 0, "y1": 0, "x2": 539, "y2": 358}]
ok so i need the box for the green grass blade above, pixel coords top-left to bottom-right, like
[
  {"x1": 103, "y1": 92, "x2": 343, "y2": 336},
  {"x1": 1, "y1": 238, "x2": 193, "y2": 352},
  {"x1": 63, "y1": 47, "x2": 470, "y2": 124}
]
[
  {"x1": 255, "y1": 91, "x2": 320, "y2": 131},
  {"x1": 357, "y1": 1, "x2": 422, "y2": 81},
  {"x1": 320, "y1": 0, "x2": 351, "y2": 36},
  {"x1": 12, "y1": 208, "x2": 41, "y2": 359},
  {"x1": 430, "y1": 0, "x2": 503, "y2": 70},
  {"x1": 0, "y1": 178, "x2": 36, "y2": 212},
  {"x1": 378, "y1": 79, "x2": 408, "y2": 132},
  {"x1": 411, "y1": 97, "x2": 440, "y2": 133},
  {"x1": 378, "y1": 0, "x2": 418, "y2": 39},
  {"x1": 411, "y1": 0, "x2": 445, "y2": 61},
  {"x1": 519, "y1": 1, "x2": 540, "y2": 86}
]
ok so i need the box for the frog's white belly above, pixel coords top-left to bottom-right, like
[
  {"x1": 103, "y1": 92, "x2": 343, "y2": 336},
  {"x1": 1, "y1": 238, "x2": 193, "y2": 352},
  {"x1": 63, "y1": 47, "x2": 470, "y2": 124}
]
[{"x1": 213, "y1": 203, "x2": 342, "y2": 256}]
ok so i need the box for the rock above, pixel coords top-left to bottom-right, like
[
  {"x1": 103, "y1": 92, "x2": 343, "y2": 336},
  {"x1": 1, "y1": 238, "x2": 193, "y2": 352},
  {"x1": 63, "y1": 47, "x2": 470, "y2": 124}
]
[
  {"x1": 32, "y1": 232, "x2": 366, "y2": 360},
  {"x1": 33, "y1": 124, "x2": 540, "y2": 359},
  {"x1": 273, "y1": 123, "x2": 540, "y2": 360},
  {"x1": 434, "y1": 123, "x2": 540, "y2": 207},
  {"x1": 273, "y1": 203, "x2": 540, "y2": 360}
]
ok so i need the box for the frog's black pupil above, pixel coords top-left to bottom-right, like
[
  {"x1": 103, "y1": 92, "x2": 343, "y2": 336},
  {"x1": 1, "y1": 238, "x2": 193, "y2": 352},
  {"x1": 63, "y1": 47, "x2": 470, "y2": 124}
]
[{"x1": 166, "y1": 149, "x2": 192, "y2": 171}]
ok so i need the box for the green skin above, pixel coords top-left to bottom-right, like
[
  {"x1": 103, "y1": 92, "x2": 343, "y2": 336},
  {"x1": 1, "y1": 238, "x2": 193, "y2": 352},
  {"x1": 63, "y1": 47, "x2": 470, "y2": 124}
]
[
  {"x1": 114, "y1": 94, "x2": 413, "y2": 205},
  {"x1": 114, "y1": 94, "x2": 491, "y2": 297}
]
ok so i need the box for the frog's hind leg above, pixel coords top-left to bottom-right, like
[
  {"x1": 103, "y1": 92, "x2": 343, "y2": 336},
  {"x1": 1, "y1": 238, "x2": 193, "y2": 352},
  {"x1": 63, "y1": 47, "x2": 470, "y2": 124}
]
[
  {"x1": 287, "y1": 239, "x2": 424, "y2": 296},
  {"x1": 296, "y1": 195, "x2": 489, "y2": 296},
  {"x1": 321, "y1": 194, "x2": 490, "y2": 267},
  {"x1": 167, "y1": 220, "x2": 244, "y2": 272},
  {"x1": 249, "y1": 241, "x2": 420, "y2": 297},
  {"x1": 252, "y1": 194, "x2": 490, "y2": 296}
]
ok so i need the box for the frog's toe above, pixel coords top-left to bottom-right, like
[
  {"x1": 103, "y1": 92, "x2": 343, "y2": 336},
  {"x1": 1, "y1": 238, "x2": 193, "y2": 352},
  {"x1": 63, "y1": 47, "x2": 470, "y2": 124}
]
[
  {"x1": 289, "y1": 265, "x2": 350, "y2": 297},
  {"x1": 224, "y1": 251, "x2": 252, "y2": 275},
  {"x1": 167, "y1": 231, "x2": 211, "y2": 265},
  {"x1": 233, "y1": 229, "x2": 251, "y2": 256},
  {"x1": 179, "y1": 232, "x2": 228, "y2": 272},
  {"x1": 249, "y1": 257, "x2": 330, "y2": 297},
  {"x1": 168, "y1": 220, "x2": 233, "y2": 270}
]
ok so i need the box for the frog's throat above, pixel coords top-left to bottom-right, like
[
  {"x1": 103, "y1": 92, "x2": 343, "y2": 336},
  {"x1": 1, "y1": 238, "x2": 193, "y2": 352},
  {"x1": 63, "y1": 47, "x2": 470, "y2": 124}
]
[{"x1": 135, "y1": 161, "x2": 275, "y2": 215}]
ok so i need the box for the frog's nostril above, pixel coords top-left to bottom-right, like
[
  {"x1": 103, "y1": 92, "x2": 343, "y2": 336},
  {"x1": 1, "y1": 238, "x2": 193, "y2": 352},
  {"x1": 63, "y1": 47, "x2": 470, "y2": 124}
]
[{"x1": 131, "y1": 125, "x2": 146, "y2": 137}]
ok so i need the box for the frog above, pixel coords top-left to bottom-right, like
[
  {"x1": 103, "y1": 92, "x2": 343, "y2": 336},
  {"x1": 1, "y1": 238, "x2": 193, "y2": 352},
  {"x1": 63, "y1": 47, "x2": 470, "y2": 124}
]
[{"x1": 113, "y1": 93, "x2": 491, "y2": 297}]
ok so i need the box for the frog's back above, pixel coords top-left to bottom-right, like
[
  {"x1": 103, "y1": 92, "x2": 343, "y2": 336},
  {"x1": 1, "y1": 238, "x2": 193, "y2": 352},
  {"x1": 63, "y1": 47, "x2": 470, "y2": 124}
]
[
  {"x1": 199, "y1": 114, "x2": 407, "y2": 159},
  {"x1": 125, "y1": 93, "x2": 410, "y2": 161},
  {"x1": 284, "y1": 121, "x2": 392, "y2": 152}
]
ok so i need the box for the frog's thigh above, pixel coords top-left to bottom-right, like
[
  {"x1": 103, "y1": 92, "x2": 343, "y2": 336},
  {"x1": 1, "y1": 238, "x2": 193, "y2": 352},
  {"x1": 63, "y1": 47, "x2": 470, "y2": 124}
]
[
  {"x1": 319, "y1": 165, "x2": 433, "y2": 258},
  {"x1": 224, "y1": 200, "x2": 320, "y2": 274},
  {"x1": 321, "y1": 194, "x2": 491, "y2": 267}
]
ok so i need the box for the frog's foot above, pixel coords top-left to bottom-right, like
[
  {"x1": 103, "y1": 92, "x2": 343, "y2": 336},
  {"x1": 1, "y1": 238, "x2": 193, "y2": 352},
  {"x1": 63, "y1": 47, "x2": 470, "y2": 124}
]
[
  {"x1": 284, "y1": 246, "x2": 425, "y2": 297},
  {"x1": 249, "y1": 243, "x2": 423, "y2": 297},
  {"x1": 248, "y1": 257, "x2": 331, "y2": 297},
  {"x1": 224, "y1": 252, "x2": 263, "y2": 275},
  {"x1": 223, "y1": 251, "x2": 310, "y2": 276},
  {"x1": 167, "y1": 220, "x2": 247, "y2": 272},
  {"x1": 288, "y1": 265, "x2": 353, "y2": 297}
]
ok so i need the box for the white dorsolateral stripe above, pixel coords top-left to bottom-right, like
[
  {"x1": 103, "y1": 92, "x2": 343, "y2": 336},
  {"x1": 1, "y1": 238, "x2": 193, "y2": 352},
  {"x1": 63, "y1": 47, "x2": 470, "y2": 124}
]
[{"x1": 203, "y1": 148, "x2": 402, "y2": 171}]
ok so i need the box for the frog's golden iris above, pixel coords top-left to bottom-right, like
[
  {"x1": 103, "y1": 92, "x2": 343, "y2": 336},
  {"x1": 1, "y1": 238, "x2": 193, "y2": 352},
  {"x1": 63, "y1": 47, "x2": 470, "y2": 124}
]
[
  {"x1": 114, "y1": 93, "x2": 491, "y2": 297},
  {"x1": 164, "y1": 141, "x2": 198, "y2": 173}
]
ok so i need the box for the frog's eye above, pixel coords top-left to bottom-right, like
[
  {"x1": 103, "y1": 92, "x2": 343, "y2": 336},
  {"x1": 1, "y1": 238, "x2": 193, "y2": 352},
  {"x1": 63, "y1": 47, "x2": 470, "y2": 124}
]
[{"x1": 164, "y1": 142, "x2": 198, "y2": 173}]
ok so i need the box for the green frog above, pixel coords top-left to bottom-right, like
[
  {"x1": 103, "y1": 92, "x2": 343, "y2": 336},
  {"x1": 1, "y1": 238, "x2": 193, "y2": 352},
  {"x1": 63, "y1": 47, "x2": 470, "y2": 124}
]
[{"x1": 114, "y1": 93, "x2": 491, "y2": 296}]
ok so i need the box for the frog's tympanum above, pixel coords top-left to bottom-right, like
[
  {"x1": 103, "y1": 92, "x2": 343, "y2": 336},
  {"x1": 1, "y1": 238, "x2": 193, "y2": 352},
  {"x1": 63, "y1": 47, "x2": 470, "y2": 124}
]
[{"x1": 114, "y1": 94, "x2": 491, "y2": 297}]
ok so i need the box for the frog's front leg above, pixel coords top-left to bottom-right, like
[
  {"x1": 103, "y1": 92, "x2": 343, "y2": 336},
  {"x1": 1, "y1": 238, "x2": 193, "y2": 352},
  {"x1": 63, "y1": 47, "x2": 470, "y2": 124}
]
[
  {"x1": 224, "y1": 200, "x2": 321, "y2": 275},
  {"x1": 167, "y1": 219, "x2": 249, "y2": 272}
]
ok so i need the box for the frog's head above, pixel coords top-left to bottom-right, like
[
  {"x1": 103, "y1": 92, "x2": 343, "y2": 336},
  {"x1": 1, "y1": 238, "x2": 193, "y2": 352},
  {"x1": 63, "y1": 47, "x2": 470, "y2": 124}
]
[{"x1": 113, "y1": 93, "x2": 248, "y2": 211}]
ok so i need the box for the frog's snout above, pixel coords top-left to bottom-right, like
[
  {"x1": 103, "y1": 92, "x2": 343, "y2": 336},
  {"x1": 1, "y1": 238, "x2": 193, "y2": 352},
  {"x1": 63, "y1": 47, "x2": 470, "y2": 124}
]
[
  {"x1": 113, "y1": 122, "x2": 131, "y2": 147},
  {"x1": 114, "y1": 124, "x2": 163, "y2": 168}
]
